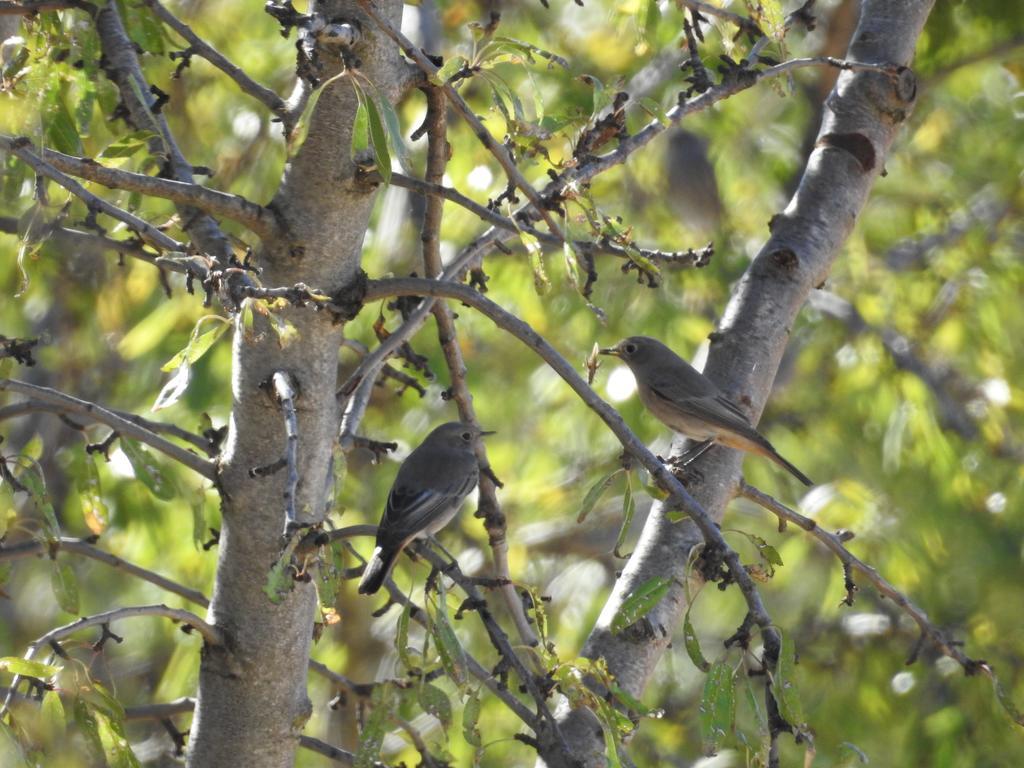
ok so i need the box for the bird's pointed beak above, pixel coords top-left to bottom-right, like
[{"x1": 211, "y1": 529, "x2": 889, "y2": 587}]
[
  {"x1": 598, "y1": 346, "x2": 620, "y2": 357},
  {"x1": 478, "y1": 429, "x2": 496, "y2": 437}
]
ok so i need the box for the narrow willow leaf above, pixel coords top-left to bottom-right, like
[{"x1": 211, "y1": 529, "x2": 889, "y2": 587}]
[
  {"x1": 289, "y1": 71, "x2": 346, "y2": 156},
  {"x1": 41, "y1": 688, "x2": 66, "y2": 740},
  {"x1": 613, "y1": 475, "x2": 636, "y2": 558},
  {"x1": 160, "y1": 319, "x2": 229, "y2": 372},
  {"x1": 610, "y1": 576, "x2": 670, "y2": 634},
  {"x1": 120, "y1": 439, "x2": 176, "y2": 501},
  {"x1": 637, "y1": 96, "x2": 670, "y2": 126},
  {"x1": 608, "y1": 682, "x2": 663, "y2": 719},
  {"x1": 263, "y1": 545, "x2": 295, "y2": 604},
  {"x1": 74, "y1": 697, "x2": 105, "y2": 762},
  {"x1": 42, "y1": 80, "x2": 82, "y2": 155},
  {"x1": 599, "y1": 714, "x2": 623, "y2": 768},
  {"x1": 577, "y1": 469, "x2": 621, "y2": 523},
  {"x1": 363, "y1": 90, "x2": 391, "y2": 184},
  {"x1": 0, "y1": 657, "x2": 59, "y2": 677},
  {"x1": 993, "y1": 674, "x2": 1024, "y2": 725},
  {"x1": 190, "y1": 489, "x2": 206, "y2": 549},
  {"x1": 355, "y1": 684, "x2": 396, "y2": 768},
  {"x1": 431, "y1": 54, "x2": 468, "y2": 86},
  {"x1": 418, "y1": 682, "x2": 453, "y2": 728},
  {"x1": 683, "y1": 606, "x2": 710, "y2": 672},
  {"x1": 462, "y1": 687, "x2": 483, "y2": 749},
  {"x1": 430, "y1": 602, "x2": 467, "y2": 686},
  {"x1": 396, "y1": 599, "x2": 414, "y2": 670},
  {"x1": 517, "y1": 228, "x2": 549, "y2": 295},
  {"x1": 18, "y1": 464, "x2": 60, "y2": 542},
  {"x1": 80, "y1": 451, "x2": 109, "y2": 535},
  {"x1": 699, "y1": 660, "x2": 736, "y2": 755},
  {"x1": 837, "y1": 742, "x2": 870, "y2": 766},
  {"x1": 491, "y1": 36, "x2": 569, "y2": 68},
  {"x1": 99, "y1": 131, "x2": 158, "y2": 159},
  {"x1": 373, "y1": 84, "x2": 411, "y2": 173},
  {"x1": 50, "y1": 561, "x2": 79, "y2": 614},
  {"x1": 776, "y1": 631, "x2": 806, "y2": 730}
]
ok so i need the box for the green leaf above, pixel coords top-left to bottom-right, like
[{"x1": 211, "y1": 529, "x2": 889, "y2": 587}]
[
  {"x1": 430, "y1": 599, "x2": 467, "y2": 686},
  {"x1": 41, "y1": 688, "x2": 66, "y2": 741},
  {"x1": 263, "y1": 539, "x2": 298, "y2": 604},
  {"x1": 610, "y1": 576, "x2": 671, "y2": 634},
  {"x1": 431, "y1": 55, "x2": 468, "y2": 86},
  {"x1": 42, "y1": 78, "x2": 82, "y2": 155},
  {"x1": 0, "y1": 720, "x2": 25, "y2": 765},
  {"x1": 776, "y1": 630, "x2": 806, "y2": 731},
  {"x1": 51, "y1": 560, "x2": 79, "y2": 614},
  {"x1": 418, "y1": 682, "x2": 453, "y2": 728},
  {"x1": 355, "y1": 684, "x2": 396, "y2": 768},
  {"x1": 0, "y1": 657, "x2": 59, "y2": 678},
  {"x1": 190, "y1": 488, "x2": 206, "y2": 549},
  {"x1": 373, "y1": 85, "x2": 411, "y2": 173},
  {"x1": 363, "y1": 89, "x2": 391, "y2": 184},
  {"x1": 160, "y1": 317, "x2": 229, "y2": 372},
  {"x1": 152, "y1": 361, "x2": 192, "y2": 412},
  {"x1": 579, "y1": 74, "x2": 612, "y2": 115},
  {"x1": 837, "y1": 742, "x2": 870, "y2": 766},
  {"x1": 683, "y1": 605, "x2": 710, "y2": 672},
  {"x1": 18, "y1": 464, "x2": 60, "y2": 542},
  {"x1": 74, "y1": 697, "x2": 105, "y2": 762},
  {"x1": 99, "y1": 131, "x2": 158, "y2": 159},
  {"x1": 636, "y1": 96, "x2": 670, "y2": 126},
  {"x1": 120, "y1": 439, "x2": 176, "y2": 501},
  {"x1": 79, "y1": 451, "x2": 109, "y2": 535},
  {"x1": 289, "y1": 71, "x2": 346, "y2": 156},
  {"x1": 993, "y1": 674, "x2": 1024, "y2": 725},
  {"x1": 462, "y1": 687, "x2": 483, "y2": 754},
  {"x1": 490, "y1": 36, "x2": 569, "y2": 69},
  {"x1": 516, "y1": 227, "x2": 549, "y2": 295},
  {"x1": 613, "y1": 474, "x2": 636, "y2": 558},
  {"x1": 351, "y1": 92, "x2": 369, "y2": 158},
  {"x1": 396, "y1": 600, "x2": 415, "y2": 670},
  {"x1": 577, "y1": 469, "x2": 622, "y2": 523},
  {"x1": 699, "y1": 660, "x2": 736, "y2": 755}
]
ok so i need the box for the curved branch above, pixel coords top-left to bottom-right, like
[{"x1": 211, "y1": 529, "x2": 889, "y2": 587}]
[
  {"x1": 0, "y1": 397, "x2": 217, "y2": 456},
  {"x1": 27, "y1": 144, "x2": 279, "y2": 239},
  {"x1": 0, "y1": 604, "x2": 221, "y2": 716},
  {"x1": 0, "y1": 380, "x2": 217, "y2": 480},
  {"x1": 0, "y1": 136, "x2": 185, "y2": 252}
]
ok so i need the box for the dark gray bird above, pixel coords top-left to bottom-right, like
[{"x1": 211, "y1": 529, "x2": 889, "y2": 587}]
[
  {"x1": 600, "y1": 336, "x2": 812, "y2": 486},
  {"x1": 358, "y1": 422, "x2": 491, "y2": 595}
]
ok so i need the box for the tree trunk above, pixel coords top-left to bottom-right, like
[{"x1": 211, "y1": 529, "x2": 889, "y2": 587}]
[
  {"x1": 539, "y1": 0, "x2": 934, "y2": 764},
  {"x1": 187, "y1": 2, "x2": 405, "y2": 765}
]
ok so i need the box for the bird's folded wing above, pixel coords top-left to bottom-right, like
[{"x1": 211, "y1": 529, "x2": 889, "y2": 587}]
[
  {"x1": 647, "y1": 381, "x2": 762, "y2": 440},
  {"x1": 378, "y1": 473, "x2": 477, "y2": 546}
]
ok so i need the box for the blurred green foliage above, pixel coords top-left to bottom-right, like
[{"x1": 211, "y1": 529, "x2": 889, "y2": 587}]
[{"x1": 1, "y1": 0, "x2": 1022, "y2": 766}]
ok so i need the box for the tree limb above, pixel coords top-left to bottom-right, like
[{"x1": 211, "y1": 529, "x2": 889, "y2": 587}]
[{"x1": 0, "y1": 379, "x2": 217, "y2": 480}]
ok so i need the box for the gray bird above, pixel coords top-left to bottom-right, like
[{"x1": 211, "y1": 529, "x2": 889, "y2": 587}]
[
  {"x1": 600, "y1": 336, "x2": 812, "y2": 486},
  {"x1": 358, "y1": 422, "x2": 491, "y2": 595}
]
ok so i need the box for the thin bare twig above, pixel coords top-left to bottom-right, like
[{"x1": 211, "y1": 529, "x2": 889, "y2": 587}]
[
  {"x1": 145, "y1": 0, "x2": 291, "y2": 130},
  {"x1": 737, "y1": 480, "x2": 1023, "y2": 727},
  {"x1": 0, "y1": 379, "x2": 216, "y2": 480},
  {"x1": 0, "y1": 215, "x2": 158, "y2": 265}
]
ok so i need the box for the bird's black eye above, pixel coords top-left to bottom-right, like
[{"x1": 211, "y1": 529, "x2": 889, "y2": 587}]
[
  {"x1": 461, "y1": 431, "x2": 472, "y2": 442},
  {"x1": 624, "y1": 343, "x2": 637, "y2": 354}
]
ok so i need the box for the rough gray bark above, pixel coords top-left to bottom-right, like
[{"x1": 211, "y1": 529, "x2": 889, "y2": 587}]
[
  {"x1": 186, "y1": 2, "x2": 405, "y2": 766},
  {"x1": 539, "y1": 1, "x2": 934, "y2": 765}
]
